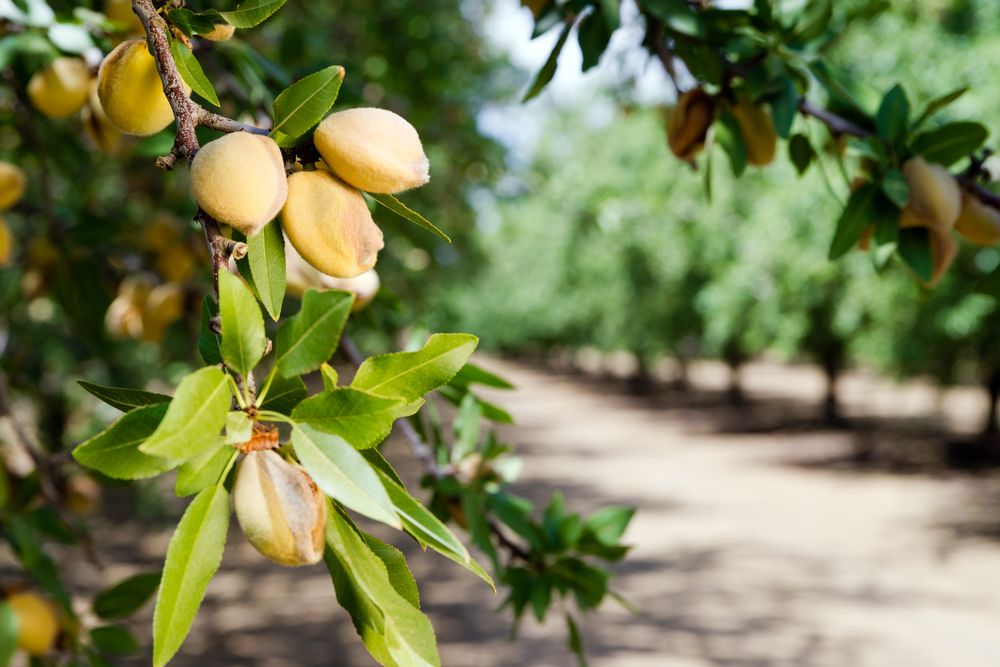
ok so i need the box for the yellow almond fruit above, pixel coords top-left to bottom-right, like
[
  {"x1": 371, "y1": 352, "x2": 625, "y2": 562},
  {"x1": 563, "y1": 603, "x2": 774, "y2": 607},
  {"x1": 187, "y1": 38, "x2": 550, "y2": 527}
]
[
  {"x1": 284, "y1": 241, "x2": 380, "y2": 309},
  {"x1": 201, "y1": 23, "x2": 236, "y2": 41},
  {"x1": 731, "y1": 99, "x2": 777, "y2": 167},
  {"x1": 65, "y1": 474, "x2": 101, "y2": 516},
  {"x1": 667, "y1": 88, "x2": 714, "y2": 161},
  {"x1": 8, "y1": 592, "x2": 59, "y2": 655},
  {"x1": 0, "y1": 217, "x2": 12, "y2": 266},
  {"x1": 98, "y1": 39, "x2": 189, "y2": 136},
  {"x1": 928, "y1": 227, "x2": 957, "y2": 286},
  {"x1": 27, "y1": 57, "x2": 90, "y2": 119},
  {"x1": 104, "y1": 0, "x2": 143, "y2": 34},
  {"x1": 0, "y1": 162, "x2": 26, "y2": 211},
  {"x1": 281, "y1": 170, "x2": 384, "y2": 278},
  {"x1": 954, "y1": 192, "x2": 1000, "y2": 246},
  {"x1": 190, "y1": 132, "x2": 288, "y2": 236},
  {"x1": 156, "y1": 243, "x2": 196, "y2": 283},
  {"x1": 233, "y1": 450, "x2": 327, "y2": 567},
  {"x1": 141, "y1": 282, "x2": 184, "y2": 343},
  {"x1": 83, "y1": 80, "x2": 124, "y2": 154},
  {"x1": 314, "y1": 106, "x2": 429, "y2": 194},
  {"x1": 902, "y1": 156, "x2": 960, "y2": 230},
  {"x1": 105, "y1": 296, "x2": 144, "y2": 339}
]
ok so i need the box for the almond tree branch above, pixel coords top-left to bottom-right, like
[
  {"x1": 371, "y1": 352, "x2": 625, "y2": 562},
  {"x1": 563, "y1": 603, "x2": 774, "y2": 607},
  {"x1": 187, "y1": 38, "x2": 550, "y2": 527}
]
[{"x1": 652, "y1": 30, "x2": 999, "y2": 210}]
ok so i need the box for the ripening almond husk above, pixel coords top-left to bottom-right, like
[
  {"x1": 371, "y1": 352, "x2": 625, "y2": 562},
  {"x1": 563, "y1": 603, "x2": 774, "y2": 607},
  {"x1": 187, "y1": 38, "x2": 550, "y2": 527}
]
[
  {"x1": 928, "y1": 227, "x2": 957, "y2": 286},
  {"x1": 667, "y1": 88, "x2": 714, "y2": 161},
  {"x1": 281, "y1": 170, "x2": 384, "y2": 278},
  {"x1": 954, "y1": 192, "x2": 1000, "y2": 246},
  {"x1": 314, "y1": 107, "x2": 429, "y2": 194},
  {"x1": 731, "y1": 99, "x2": 777, "y2": 166},
  {"x1": 233, "y1": 450, "x2": 326, "y2": 567},
  {"x1": 902, "y1": 157, "x2": 961, "y2": 230},
  {"x1": 190, "y1": 132, "x2": 288, "y2": 236}
]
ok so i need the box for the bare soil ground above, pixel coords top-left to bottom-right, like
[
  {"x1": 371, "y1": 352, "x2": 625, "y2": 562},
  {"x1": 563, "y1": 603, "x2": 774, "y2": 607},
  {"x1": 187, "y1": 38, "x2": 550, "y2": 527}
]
[{"x1": 69, "y1": 358, "x2": 1000, "y2": 667}]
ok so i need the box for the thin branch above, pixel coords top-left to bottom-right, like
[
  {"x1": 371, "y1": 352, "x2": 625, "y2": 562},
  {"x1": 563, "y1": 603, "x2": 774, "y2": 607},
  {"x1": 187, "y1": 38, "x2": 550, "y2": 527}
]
[{"x1": 798, "y1": 99, "x2": 869, "y2": 138}]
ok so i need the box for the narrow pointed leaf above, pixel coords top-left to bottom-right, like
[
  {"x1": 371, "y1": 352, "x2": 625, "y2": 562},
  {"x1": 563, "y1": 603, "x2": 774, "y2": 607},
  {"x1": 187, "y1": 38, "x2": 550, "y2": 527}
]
[
  {"x1": 218, "y1": 271, "x2": 266, "y2": 377},
  {"x1": 258, "y1": 374, "x2": 307, "y2": 414},
  {"x1": 175, "y1": 441, "x2": 236, "y2": 497},
  {"x1": 73, "y1": 404, "x2": 173, "y2": 479},
  {"x1": 370, "y1": 193, "x2": 450, "y2": 242},
  {"x1": 292, "y1": 424, "x2": 400, "y2": 527},
  {"x1": 246, "y1": 221, "x2": 286, "y2": 320},
  {"x1": 351, "y1": 333, "x2": 478, "y2": 401},
  {"x1": 273, "y1": 289, "x2": 353, "y2": 378},
  {"x1": 220, "y1": 0, "x2": 287, "y2": 28},
  {"x1": 376, "y1": 469, "x2": 494, "y2": 589},
  {"x1": 139, "y1": 367, "x2": 231, "y2": 463},
  {"x1": 271, "y1": 66, "x2": 344, "y2": 147},
  {"x1": 292, "y1": 388, "x2": 421, "y2": 450},
  {"x1": 169, "y1": 38, "x2": 220, "y2": 107},
  {"x1": 152, "y1": 484, "x2": 230, "y2": 667},
  {"x1": 324, "y1": 506, "x2": 441, "y2": 667},
  {"x1": 93, "y1": 572, "x2": 162, "y2": 620},
  {"x1": 78, "y1": 381, "x2": 170, "y2": 412}
]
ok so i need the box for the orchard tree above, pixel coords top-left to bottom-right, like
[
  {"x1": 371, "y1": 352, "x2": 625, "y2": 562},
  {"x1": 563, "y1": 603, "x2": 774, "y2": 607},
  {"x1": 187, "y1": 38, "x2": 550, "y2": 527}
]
[{"x1": 0, "y1": 1, "x2": 632, "y2": 665}]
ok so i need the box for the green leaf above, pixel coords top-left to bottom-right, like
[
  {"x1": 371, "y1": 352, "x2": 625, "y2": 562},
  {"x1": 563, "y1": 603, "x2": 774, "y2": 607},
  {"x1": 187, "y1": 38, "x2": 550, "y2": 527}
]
[
  {"x1": 166, "y1": 8, "x2": 222, "y2": 36},
  {"x1": 220, "y1": 0, "x2": 287, "y2": 28},
  {"x1": 273, "y1": 289, "x2": 353, "y2": 378},
  {"x1": 644, "y1": 0, "x2": 704, "y2": 37},
  {"x1": 291, "y1": 424, "x2": 400, "y2": 527},
  {"x1": 351, "y1": 333, "x2": 479, "y2": 401},
  {"x1": 881, "y1": 168, "x2": 910, "y2": 208},
  {"x1": 897, "y1": 226, "x2": 933, "y2": 282},
  {"x1": 0, "y1": 603, "x2": 19, "y2": 667},
  {"x1": 875, "y1": 84, "x2": 909, "y2": 147},
  {"x1": 584, "y1": 506, "x2": 634, "y2": 545},
  {"x1": 449, "y1": 362, "x2": 514, "y2": 390},
  {"x1": 788, "y1": 133, "x2": 814, "y2": 175},
  {"x1": 198, "y1": 296, "x2": 222, "y2": 366},
  {"x1": 225, "y1": 411, "x2": 253, "y2": 446},
  {"x1": 370, "y1": 193, "x2": 451, "y2": 243},
  {"x1": 73, "y1": 404, "x2": 174, "y2": 480},
  {"x1": 770, "y1": 77, "x2": 798, "y2": 139},
  {"x1": 246, "y1": 221, "x2": 285, "y2": 320},
  {"x1": 364, "y1": 533, "x2": 420, "y2": 609},
  {"x1": 139, "y1": 367, "x2": 231, "y2": 463},
  {"x1": 376, "y1": 469, "x2": 494, "y2": 589},
  {"x1": 78, "y1": 381, "x2": 170, "y2": 412},
  {"x1": 90, "y1": 625, "x2": 139, "y2": 655},
  {"x1": 565, "y1": 612, "x2": 589, "y2": 667},
  {"x1": 910, "y1": 121, "x2": 989, "y2": 167},
  {"x1": 522, "y1": 20, "x2": 572, "y2": 102},
  {"x1": 218, "y1": 271, "x2": 266, "y2": 378},
  {"x1": 169, "y1": 38, "x2": 220, "y2": 107},
  {"x1": 292, "y1": 388, "x2": 421, "y2": 450},
  {"x1": 324, "y1": 506, "x2": 441, "y2": 667},
  {"x1": 258, "y1": 374, "x2": 307, "y2": 414},
  {"x1": 829, "y1": 183, "x2": 877, "y2": 260},
  {"x1": 152, "y1": 484, "x2": 230, "y2": 667},
  {"x1": 93, "y1": 572, "x2": 161, "y2": 620},
  {"x1": 576, "y1": 10, "x2": 611, "y2": 72},
  {"x1": 320, "y1": 363, "x2": 339, "y2": 390},
  {"x1": 912, "y1": 86, "x2": 967, "y2": 132},
  {"x1": 270, "y1": 66, "x2": 345, "y2": 147},
  {"x1": 792, "y1": 0, "x2": 831, "y2": 42},
  {"x1": 714, "y1": 112, "x2": 747, "y2": 177},
  {"x1": 175, "y1": 441, "x2": 236, "y2": 497}
]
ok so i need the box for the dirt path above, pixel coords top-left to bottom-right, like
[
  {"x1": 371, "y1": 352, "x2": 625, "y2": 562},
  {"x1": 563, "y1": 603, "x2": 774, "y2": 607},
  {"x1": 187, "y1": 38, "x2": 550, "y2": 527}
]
[{"x1": 87, "y1": 358, "x2": 1000, "y2": 666}]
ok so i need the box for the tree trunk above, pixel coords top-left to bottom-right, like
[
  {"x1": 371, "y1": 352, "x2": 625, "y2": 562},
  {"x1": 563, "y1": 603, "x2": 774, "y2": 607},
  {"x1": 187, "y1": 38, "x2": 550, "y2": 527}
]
[
  {"x1": 727, "y1": 359, "x2": 744, "y2": 405},
  {"x1": 822, "y1": 351, "x2": 842, "y2": 425},
  {"x1": 983, "y1": 370, "x2": 1000, "y2": 436}
]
